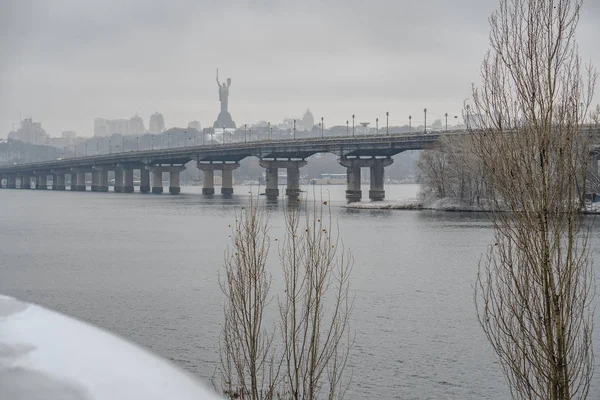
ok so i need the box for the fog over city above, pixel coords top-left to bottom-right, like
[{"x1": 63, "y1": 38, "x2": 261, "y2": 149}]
[{"x1": 1, "y1": 0, "x2": 599, "y2": 137}]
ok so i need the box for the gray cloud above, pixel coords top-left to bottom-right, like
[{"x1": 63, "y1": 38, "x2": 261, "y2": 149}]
[{"x1": 1, "y1": 0, "x2": 598, "y2": 136}]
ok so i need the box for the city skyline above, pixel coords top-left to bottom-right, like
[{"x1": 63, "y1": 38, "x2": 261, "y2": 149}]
[{"x1": 1, "y1": 0, "x2": 599, "y2": 137}]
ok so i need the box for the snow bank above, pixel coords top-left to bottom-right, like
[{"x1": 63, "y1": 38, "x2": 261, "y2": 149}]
[{"x1": 345, "y1": 198, "x2": 422, "y2": 210}]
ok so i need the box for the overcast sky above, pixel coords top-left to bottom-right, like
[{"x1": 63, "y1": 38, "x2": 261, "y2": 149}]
[{"x1": 1, "y1": 0, "x2": 599, "y2": 137}]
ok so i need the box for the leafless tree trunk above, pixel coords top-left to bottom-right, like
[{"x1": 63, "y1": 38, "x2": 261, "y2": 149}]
[
  {"x1": 472, "y1": 1, "x2": 597, "y2": 399},
  {"x1": 218, "y1": 199, "x2": 279, "y2": 400},
  {"x1": 278, "y1": 200, "x2": 353, "y2": 400}
]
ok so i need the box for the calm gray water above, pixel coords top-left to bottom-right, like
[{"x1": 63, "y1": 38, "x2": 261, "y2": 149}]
[{"x1": 1, "y1": 184, "x2": 598, "y2": 399}]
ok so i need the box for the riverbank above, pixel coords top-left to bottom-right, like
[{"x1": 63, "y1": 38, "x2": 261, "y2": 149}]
[{"x1": 345, "y1": 197, "x2": 600, "y2": 214}]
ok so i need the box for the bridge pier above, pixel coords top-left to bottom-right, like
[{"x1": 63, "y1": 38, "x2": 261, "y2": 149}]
[
  {"x1": 339, "y1": 157, "x2": 393, "y2": 201},
  {"x1": 92, "y1": 168, "x2": 108, "y2": 192},
  {"x1": 140, "y1": 168, "x2": 150, "y2": 193},
  {"x1": 114, "y1": 167, "x2": 124, "y2": 193},
  {"x1": 70, "y1": 172, "x2": 77, "y2": 191},
  {"x1": 259, "y1": 160, "x2": 307, "y2": 199},
  {"x1": 20, "y1": 175, "x2": 32, "y2": 189},
  {"x1": 169, "y1": 167, "x2": 185, "y2": 195},
  {"x1": 123, "y1": 169, "x2": 134, "y2": 193},
  {"x1": 6, "y1": 175, "x2": 16, "y2": 189},
  {"x1": 197, "y1": 162, "x2": 239, "y2": 195},
  {"x1": 150, "y1": 168, "x2": 163, "y2": 194},
  {"x1": 35, "y1": 173, "x2": 48, "y2": 190},
  {"x1": 53, "y1": 173, "x2": 66, "y2": 190}
]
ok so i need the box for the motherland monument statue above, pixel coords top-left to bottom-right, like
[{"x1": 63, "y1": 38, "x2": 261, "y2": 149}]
[{"x1": 213, "y1": 69, "x2": 236, "y2": 129}]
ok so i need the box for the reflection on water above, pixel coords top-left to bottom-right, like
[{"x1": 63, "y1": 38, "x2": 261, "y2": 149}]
[{"x1": 0, "y1": 184, "x2": 598, "y2": 399}]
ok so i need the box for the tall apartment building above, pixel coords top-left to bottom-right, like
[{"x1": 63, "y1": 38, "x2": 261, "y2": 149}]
[
  {"x1": 94, "y1": 115, "x2": 146, "y2": 136},
  {"x1": 149, "y1": 112, "x2": 165, "y2": 134}
]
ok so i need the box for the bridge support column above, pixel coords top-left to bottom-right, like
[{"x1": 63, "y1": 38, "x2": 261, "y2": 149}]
[
  {"x1": 20, "y1": 175, "x2": 32, "y2": 189},
  {"x1": 91, "y1": 171, "x2": 100, "y2": 192},
  {"x1": 53, "y1": 173, "x2": 66, "y2": 190},
  {"x1": 197, "y1": 164, "x2": 215, "y2": 195},
  {"x1": 150, "y1": 168, "x2": 163, "y2": 194},
  {"x1": 92, "y1": 168, "x2": 108, "y2": 192},
  {"x1": 169, "y1": 167, "x2": 185, "y2": 195},
  {"x1": 221, "y1": 164, "x2": 239, "y2": 196},
  {"x1": 123, "y1": 169, "x2": 134, "y2": 193},
  {"x1": 76, "y1": 172, "x2": 86, "y2": 191},
  {"x1": 369, "y1": 158, "x2": 393, "y2": 201},
  {"x1": 36, "y1": 174, "x2": 47, "y2": 190},
  {"x1": 70, "y1": 172, "x2": 77, "y2": 191},
  {"x1": 6, "y1": 175, "x2": 16, "y2": 189},
  {"x1": 258, "y1": 160, "x2": 279, "y2": 199},
  {"x1": 339, "y1": 158, "x2": 362, "y2": 202},
  {"x1": 114, "y1": 168, "x2": 124, "y2": 193},
  {"x1": 140, "y1": 168, "x2": 150, "y2": 193}
]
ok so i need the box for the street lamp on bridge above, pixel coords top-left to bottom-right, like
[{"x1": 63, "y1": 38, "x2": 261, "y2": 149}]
[
  {"x1": 409, "y1": 115, "x2": 412, "y2": 133},
  {"x1": 352, "y1": 114, "x2": 355, "y2": 137},
  {"x1": 321, "y1": 117, "x2": 324, "y2": 138},
  {"x1": 376, "y1": 118, "x2": 379, "y2": 135},
  {"x1": 386, "y1": 111, "x2": 389, "y2": 135},
  {"x1": 293, "y1": 119, "x2": 296, "y2": 140},
  {"x1": 423, "y1": 108, "x2": 427, "y2": 133},
  {"x1": 244, "y1": 124, "x2": 247, "y2": 142}
]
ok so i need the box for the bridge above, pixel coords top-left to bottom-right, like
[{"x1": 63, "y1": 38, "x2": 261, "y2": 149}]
[
  {"x1": 0, "y1": 133, "x2": 444, "y2": 201},
  {"x1": 1, "y1": 127, "x2": 598, "y2": 201}
]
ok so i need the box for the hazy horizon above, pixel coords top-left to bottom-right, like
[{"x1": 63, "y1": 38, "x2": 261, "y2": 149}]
[{"x1": 1, "y1": 0, "x2": 599, "y2": 137}]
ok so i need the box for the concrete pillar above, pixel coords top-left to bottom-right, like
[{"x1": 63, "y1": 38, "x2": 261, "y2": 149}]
[
  {"x1": 76, "y1": 172, "x2": 86, "y2": 191},
  {"x1": 259, "y1": 160, "x2": 279, "y2": 199},
  {"x1": 286, "y1": 166, "x2": 301, "y2": 198},
  {"x1": 222, "y1": 168, "x2": 234, "y2": 196},
  {"x1": 36, "y1": 174, "x2": 47, "y2": 190},
  {"x1": 20, "y1": 176, "x2": 31, "y2": 189},
  {"x1": 6, "y1": 175, "x2": 16, "y2": 189},
  {"x1": 140, "y1": 168, "x2": 150, "y2": 193},
  {"x1": 369, "y1": 158, "x2": 393, "y2": 201},
  {"x1": 199, "y1": 166, "x2": 215, "y2": 195},
  {"x1": 53, "y1": 174, "x2": 66, "y2": 190},
  {"x1": 169, "y1": 168, "x2": 184, "y2": 195},
  {"x1": 70, "y1": 173, "x2": 77, "y2": 191},
  {"x1": 99, "y1": 170, "x2": 108, "y2": 192},
  {"x1": 91, "y1": 171, "x2": 100, "y2": 192},
  {"x1": 123, "y1": 169, "x2": 134, "y2": 193},
  {"x1": 114, "y1": 168, "x2": 124, "y2": 193},
  {"x1": 339, "y1": 158, "x2": 362, "y2": 202},
  {"x1": 151, "y1": 169, "x2": 163, "y2": 194}
]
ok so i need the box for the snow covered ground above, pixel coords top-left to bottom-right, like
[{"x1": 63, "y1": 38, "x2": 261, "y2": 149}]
[{"x1": 0, "y1": 295, "x2": 220, "y2": 400}]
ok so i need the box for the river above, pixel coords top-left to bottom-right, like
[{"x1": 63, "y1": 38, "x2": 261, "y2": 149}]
[{"x1": 0, "y1": 184, "x2": 598, "y2": 399}]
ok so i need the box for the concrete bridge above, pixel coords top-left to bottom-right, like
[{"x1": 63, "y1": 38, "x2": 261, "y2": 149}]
[
  {"x1": 2, "y1": 127, "x2": 599, "y2": 201},
  {"x1": 0, "y1": 133, "x2": 443, "y2": 201}
]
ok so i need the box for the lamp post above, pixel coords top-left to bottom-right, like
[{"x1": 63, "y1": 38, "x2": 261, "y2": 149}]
[
  {"x1": 293, "y1": 119, "x2": 296, "y2": 140},
  {"x1": 97, "y1": 141, "x2": 99, "y2": 155},
  {"x1": 445, "y1": 112, "x2": 448, "y2": 131},
  {"x1": 409, "y1": 115, "x2": 412, "y2": 133},
  {"x1": 109, "y1": 140, "x2": 112, "y2": 154},
  {"x1": 268, "y1": 122, "x2": 271, "y2": 140},
  {"x1": 244, "y1": 124, "x2": 247, "y2": 142},
  {"x1": 346, "y1": 120, "x2": 349, "y2": 136},
  {"x1": 136, "y1": 136, "x2": 139, "y2": 151},
  {"x1": 454, "y1": 115, "x2": 458, "y2": 129},
  {"x1": 167, "y1": 133, "x2": 170, "y2": 149},
  {"x1": 151, "y1": 135, "x2": 154, "y2": 151},
  {"x1": 249, "y1": 128, "x2": 252, "y2": 142},
  {"x1": 122, "y1": 137, "x2": 125, "y2": 152},
  {"x1": 423, "y1": 108, "x2": 427, "y2": 133},
  {"x1": 321, "y1": 116, "x2": 324, "y2": 138},
  {"x1": 386, "y1": 111, "x2": 389, "y2": 135},
  {"x1": 352, "y1": 114, "x2": 355, "y2": 137},
  {"x1": 376, "y1": 117, "x2": 379, "y2": 135},
  {"x1": 85, "y1": 144, "x2": 87, "y2": 157}
]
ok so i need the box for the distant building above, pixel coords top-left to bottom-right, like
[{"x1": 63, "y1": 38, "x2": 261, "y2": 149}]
[
  {"x1": 149, "y1": 112, "x2": 166, "y2": 134},
  {"x1": 187, "y1": 120, "x2": 201, "y2": 131},
  {"x1": 61, "y1": 131, "x2": 77, "y2": 145},
  {"x1": 301, "y1": 109, "x2": 315, "y2": 131},
  {"x1": 8, "y1": 118, "x2": 50, "y2": 145},
  {"x1": 94, "y1": 115, "x2": 146, "y2": 136}
]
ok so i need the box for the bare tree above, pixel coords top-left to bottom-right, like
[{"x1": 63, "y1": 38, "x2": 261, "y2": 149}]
[
  {"x1": 218, "y1": 200, "x2": 278, "y2": 400},
  {"x1": 472, "y1": 0, "x2": 597, "y2": 399},
  {"x1": 278, "y1": 200, "x2": 353, "y2": 400},
  {"x1": 217, "y1": 198, "x2": 353, "y2": 400}
]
